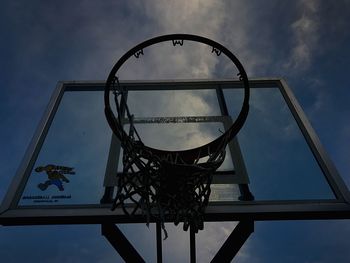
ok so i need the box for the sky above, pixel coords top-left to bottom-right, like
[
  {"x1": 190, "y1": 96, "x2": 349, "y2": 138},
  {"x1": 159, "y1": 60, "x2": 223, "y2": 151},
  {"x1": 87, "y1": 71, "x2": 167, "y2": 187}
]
[{"x1": 0, "y1": 0, "x2": 350, "y2": 262}]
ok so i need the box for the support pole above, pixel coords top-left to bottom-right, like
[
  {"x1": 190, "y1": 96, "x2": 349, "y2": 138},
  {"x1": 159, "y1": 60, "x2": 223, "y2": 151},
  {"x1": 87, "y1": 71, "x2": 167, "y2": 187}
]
[
  {"x1": 101, "y1": 224, "x2": 145, "y2": 263},
  {"x1": 190, "y1": 225, "x2": 196, "y2": 263},
  {"x1": 156, "y1": 222, "x2": 163, "y2": 263},
  {"x1": 211, "y1": 220, "x2": 254, "y2": 263}
]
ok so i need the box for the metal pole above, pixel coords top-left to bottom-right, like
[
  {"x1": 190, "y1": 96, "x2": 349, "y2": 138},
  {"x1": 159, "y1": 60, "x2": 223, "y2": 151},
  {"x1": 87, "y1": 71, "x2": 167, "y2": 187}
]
[
  {"x1": 156, "y1": 222, "x2": 163, "y2": 263},
  {"x1": 190, "y1": 226, "x2": 196, "y2": 263}
]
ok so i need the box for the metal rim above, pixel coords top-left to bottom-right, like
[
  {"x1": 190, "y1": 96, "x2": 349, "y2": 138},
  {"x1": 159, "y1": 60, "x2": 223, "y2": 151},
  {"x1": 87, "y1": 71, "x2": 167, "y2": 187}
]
[{"x1": 104, "y1": 34, "x2": 250, "y2": 162}]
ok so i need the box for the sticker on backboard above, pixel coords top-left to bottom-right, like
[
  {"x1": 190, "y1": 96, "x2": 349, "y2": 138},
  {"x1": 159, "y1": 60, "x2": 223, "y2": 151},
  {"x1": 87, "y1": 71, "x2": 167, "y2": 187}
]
[
  {"x1": 21, "y1": 164, "x2": 74, "y2": 204},
  {"x1": 35, "y1": 164, "x2": 74, "y2": 191}
]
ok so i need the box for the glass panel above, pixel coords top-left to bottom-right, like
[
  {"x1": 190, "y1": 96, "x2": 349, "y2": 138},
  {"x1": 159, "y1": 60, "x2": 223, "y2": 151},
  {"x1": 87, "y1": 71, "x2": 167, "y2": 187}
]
[
  {"x1": 19, "y1": 91, "x2": 111, "y2": 206},
  {"x1": 127, "y1": 89, "x2": 221, "y2": 117},
  {"x1": 224, "y1": 87, "x2": 335, "y2": 200}
]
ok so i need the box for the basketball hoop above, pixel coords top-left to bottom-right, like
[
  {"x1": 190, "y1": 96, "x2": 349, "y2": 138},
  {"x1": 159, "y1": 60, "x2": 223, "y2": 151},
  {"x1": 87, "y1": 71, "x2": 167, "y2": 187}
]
[{"x1": 104, "y1": 34, "x2": 250, "y2": 237}]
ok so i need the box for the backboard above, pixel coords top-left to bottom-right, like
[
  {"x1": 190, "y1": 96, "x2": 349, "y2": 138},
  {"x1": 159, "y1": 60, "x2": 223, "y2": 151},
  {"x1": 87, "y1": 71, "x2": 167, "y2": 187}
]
[{"x1": 1, "y1": 79, "x2": 349, "y2": 226}]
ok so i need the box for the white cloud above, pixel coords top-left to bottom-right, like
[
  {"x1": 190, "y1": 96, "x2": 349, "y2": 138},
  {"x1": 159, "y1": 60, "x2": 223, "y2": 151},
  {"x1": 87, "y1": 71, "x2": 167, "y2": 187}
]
[
  {"x1": 117, "y1": 0, "x2": 225, "y2": 80},
  {"x1": 114, "y1": 0, "x2": 267, "y2": 79},
  {"x1": 304, "y1": 78, "x2": 329, "y2": 119},
  {"x1": 141, "y1": 0, "x2": 225, "y2": 37},
  {"x1": 196, "y1": 222, "x2": 238, "y2": 261},
  {"x1": 284, "y1": 0, "x2": 320, "y2": 71}
]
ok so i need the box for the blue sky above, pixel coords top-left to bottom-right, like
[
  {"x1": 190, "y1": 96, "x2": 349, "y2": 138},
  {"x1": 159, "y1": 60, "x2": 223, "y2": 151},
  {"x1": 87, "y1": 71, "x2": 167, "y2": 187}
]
[{"x1": 1, "y1": 0, "x2": 350, "y2": 262}]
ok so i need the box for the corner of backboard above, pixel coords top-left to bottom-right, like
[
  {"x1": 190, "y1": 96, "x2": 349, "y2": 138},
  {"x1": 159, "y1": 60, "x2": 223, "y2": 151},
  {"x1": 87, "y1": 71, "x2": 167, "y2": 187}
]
[{"x1": 278, "y1": 77, "x2": 290, "y2": 86}]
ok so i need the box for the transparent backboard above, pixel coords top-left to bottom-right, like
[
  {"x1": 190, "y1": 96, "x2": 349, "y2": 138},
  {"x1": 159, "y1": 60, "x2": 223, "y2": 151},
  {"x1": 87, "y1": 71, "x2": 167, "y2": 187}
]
[{"x1": 1, "y1": 79, "x2": 349, "y2": 225}]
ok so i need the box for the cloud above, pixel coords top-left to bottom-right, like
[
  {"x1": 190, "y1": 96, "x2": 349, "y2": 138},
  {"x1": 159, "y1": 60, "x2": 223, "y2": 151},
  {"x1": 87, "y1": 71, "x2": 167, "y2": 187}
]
[
  {"x1": 302, "y1": 77, "x2": 330, "y2": 119},
  {"x1": 115, "y1": 0, "x2": 268, "y2": 79},
  {"x1": 140, "y1": 0, "x2": 225, "y2": 37},
  {"x1": 113, "y1": 0, "x2": 226, "y2": 80},
  {"x1": 284, "y1": 0, "x2": 320, "y2": 71},
  {"x1": 196, "y1": 222, "x2": 238, "y2": 261}
]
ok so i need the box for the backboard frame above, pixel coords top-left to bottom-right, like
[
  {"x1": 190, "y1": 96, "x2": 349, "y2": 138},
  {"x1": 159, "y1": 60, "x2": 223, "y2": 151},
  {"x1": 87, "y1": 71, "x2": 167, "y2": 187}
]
[{"x1": 1, "y1": 78, "x2": 349, "y2": 226}]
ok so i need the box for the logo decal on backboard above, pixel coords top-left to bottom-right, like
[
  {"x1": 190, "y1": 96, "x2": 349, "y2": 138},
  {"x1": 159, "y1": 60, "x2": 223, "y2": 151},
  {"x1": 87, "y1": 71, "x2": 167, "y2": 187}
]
[
  {"x1": 21, "y1": 164, "x2": 74, "y2": 204},
  {"x1": 35, "y1": 164, "x2": 74, "y2": 191}
]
